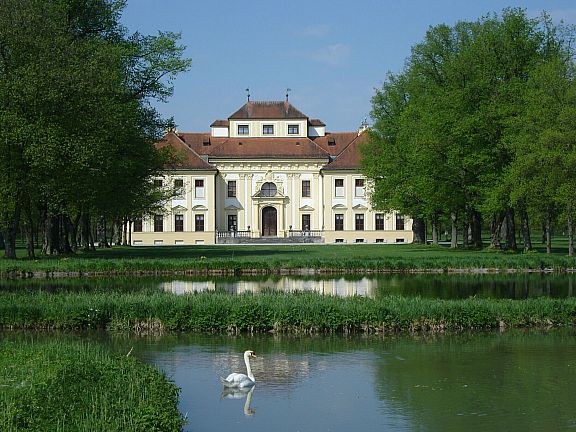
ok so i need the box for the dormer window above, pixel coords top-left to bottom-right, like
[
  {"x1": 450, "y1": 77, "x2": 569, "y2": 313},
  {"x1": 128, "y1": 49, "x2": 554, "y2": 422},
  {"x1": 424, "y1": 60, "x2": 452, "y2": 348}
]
[
  {"x1": 262, "y1": 124, "x2": 274, "y2": 135},
  {"x1": 237, "y1": 125, "x2": 249, "y2": 135},
  {"x1": 288, "y1": 124, "x2": 299, "y2": 135}
]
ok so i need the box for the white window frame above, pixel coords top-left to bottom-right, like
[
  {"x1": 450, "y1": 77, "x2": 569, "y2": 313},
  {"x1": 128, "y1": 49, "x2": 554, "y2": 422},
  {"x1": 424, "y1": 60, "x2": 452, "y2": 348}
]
[
  {"x1": 195, "y1": 179, "x2": 205, "y2": 198},
  {"x1": 334, "y1": 178, "x2": 344, "y2": 198}
]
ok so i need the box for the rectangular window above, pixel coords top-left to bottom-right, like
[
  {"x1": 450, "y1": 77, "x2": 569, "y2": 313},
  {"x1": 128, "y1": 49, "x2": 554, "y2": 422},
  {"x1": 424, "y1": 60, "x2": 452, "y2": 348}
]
[
  {"x1": 262, "y1": 124, "x2": 274, "y2": 135},
  {"x1": 302, "y1": 180, "x2": 311, "y2": 198},
  {"x1": 154, "y1": 215, "x2": 163, "y2": 232},
  {"x1": 355, "y1": 178, "x2": 365, "y2": 197},
  {"x1": 335, "y1": 214, "x2": 344, "y2": 231},
  {"x1": 355, "y1": 214, "x2": 364, "y2": 231},
  {"x1": 227, "y1": 180, "x2": 236, "y2": 198},
  {"x1": 228, "y1": 214, "x2": 237, "y2": 231},
  {"x1": 174, "y1": 214, "x2": 184, "y2": 232},
  {"x1": 396, "y1": 214, "x2": 405, "y2": 231},
  {"x1": 335, "y1": 179, "x2": 344, "y2": 197},
  {"x1": 174, "y1": 179, "x2": 184, "y2": 197},
  {"x1": 195, "y1": 179, "x2": 205, "y2": 198},
  {"x1": 133, "y1": 217, "x2": 142, "y2": 232},
  {"x1": 237, "y1": 124, "x2": 249, "y2": 135},
  {"x1": 302, "y1": 214, "x2": 311, "y2": 231},
  {"x1": 288, "y1": 124, "x2": 299, "y2": 135},
  {"x1": 153, "y1": 179, "x2": 163, "y2": 188},
  {"x1": 375, "y1": 213, "x2": 385, "y2": 230},
  {"x1": 195, "y1": 214, "x2": 205, "y2": 232}
]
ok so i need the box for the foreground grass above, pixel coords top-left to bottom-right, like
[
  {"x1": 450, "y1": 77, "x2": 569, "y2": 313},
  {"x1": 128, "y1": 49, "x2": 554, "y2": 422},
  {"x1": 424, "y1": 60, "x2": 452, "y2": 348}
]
[
  {"x1": 0, "y1": 337, "x2": 185, "y2": 432},
  {"x1": 2, "y1": 244, "x2": 576, "y2": 277},
  {"x1": 2, "y1": 291, "x2": 575, "y2": 333}
]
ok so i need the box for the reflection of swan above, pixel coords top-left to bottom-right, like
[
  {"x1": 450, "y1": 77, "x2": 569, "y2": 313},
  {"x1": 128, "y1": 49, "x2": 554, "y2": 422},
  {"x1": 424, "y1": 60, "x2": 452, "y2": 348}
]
[
  {"x1": 220, "y1": 350, "x2": 257, "y2": 388},
  {"x1": 220, "y1": 386, "x2": 256, "y2": 416}
]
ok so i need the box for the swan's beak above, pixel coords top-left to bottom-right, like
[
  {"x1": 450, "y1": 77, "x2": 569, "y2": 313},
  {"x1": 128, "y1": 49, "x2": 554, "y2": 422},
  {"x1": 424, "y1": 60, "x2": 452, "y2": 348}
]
[{"x1": 251, "y1": 352, "x2": 257, "y2": 358}]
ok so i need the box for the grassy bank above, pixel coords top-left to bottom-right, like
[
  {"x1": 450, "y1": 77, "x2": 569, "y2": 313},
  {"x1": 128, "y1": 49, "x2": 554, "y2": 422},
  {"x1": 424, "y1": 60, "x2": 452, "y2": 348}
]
[
  {"x1": 0, "y1": 337, "x2": 185, "y2": 432},
  {"x1": 2, "y1": 244, "x2": 576, "y2": 277},
  {"x1": 2, "y1": 291, "x2": 575, "y2": 333}
]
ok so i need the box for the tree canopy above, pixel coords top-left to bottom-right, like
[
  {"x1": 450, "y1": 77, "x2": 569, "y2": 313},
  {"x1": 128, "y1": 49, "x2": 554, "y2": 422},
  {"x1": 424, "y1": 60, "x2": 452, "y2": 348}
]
[
  {"x1": 0, "y1": 0, "x2": 191, "y2": 258},
  {"x1": 362, "y1": 8, "x2": 576, "y2": 254}
]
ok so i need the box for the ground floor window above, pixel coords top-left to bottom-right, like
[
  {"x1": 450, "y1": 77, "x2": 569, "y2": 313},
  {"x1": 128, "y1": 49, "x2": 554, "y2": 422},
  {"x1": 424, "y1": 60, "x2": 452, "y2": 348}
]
[
  {"x1": 375, "y1": 213, "x2": 385, "y2": 230},
  {"x1": 335, "y1": 214, "x2": 344, "y2": 231},
  {"x1": 228, "y1": 214, "x2": 237, "y2": 231},
  {"x1": 133, "y1": 217, "x2": 142, "y2": 232},
  {"x1": 175, "y1": 214, "x2": 184, "y2": 232},
  {"x1": 154, "y1": 215, "x2": 163, "y2": 232},
  {"x1": 302, "y1": 214, "x2": 311, "y2": 231},
  {"x1": 396, "y1": 214, "x2": 405, "y2": 230},
  {"x1": 355, "y1": 214, "x2": 364, "y2": 231},
  {"x1": 195, "y1": 214, "x2": 205, "y2": 232}
]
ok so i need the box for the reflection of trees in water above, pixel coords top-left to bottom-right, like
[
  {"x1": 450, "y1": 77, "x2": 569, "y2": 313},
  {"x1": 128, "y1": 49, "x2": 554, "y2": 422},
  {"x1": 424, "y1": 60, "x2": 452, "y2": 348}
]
[{"x1": 371, "y1": 330, "x2": 576, "y2": 431}]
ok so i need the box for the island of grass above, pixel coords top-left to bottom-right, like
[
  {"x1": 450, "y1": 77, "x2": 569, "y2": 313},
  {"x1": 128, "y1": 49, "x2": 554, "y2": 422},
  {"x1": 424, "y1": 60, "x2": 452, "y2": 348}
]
[
  {"x1": 0, "y1": 337, "x2": 185, "y2": 431},
  {"x1": 2, "y1": 243, "x2": 576, "y2": 278}
]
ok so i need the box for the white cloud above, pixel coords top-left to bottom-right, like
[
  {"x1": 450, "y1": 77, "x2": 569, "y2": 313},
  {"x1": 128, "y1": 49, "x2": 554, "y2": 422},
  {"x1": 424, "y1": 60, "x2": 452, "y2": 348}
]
[{"x1": 312, "y1": 43, "x2": 352, "y2": 67}]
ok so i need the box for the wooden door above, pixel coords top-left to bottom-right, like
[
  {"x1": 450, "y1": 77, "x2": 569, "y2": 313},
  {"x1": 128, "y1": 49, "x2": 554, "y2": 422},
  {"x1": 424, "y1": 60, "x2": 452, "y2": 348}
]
[{"x1": 262, "y1": 207, "x2": 277, "y2": 236}]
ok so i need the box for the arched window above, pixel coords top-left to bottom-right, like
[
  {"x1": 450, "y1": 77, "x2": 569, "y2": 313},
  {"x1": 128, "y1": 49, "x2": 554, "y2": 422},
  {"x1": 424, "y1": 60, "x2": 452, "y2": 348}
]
[{"x1": 261, "y1": 182, "x2": 277, "y2": 197}]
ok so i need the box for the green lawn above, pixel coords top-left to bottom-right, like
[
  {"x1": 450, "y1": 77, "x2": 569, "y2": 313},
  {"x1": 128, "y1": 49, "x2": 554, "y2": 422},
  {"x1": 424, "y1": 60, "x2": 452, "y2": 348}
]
[{"x1": 2, "y1": 242, "x2": 575, "y2": 275}]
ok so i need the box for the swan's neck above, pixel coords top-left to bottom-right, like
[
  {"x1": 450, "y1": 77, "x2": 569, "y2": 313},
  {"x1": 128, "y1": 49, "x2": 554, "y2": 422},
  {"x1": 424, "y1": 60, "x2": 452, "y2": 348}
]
[{"x1": 244, "y1": 353, "x2": 255, "y2": 382}]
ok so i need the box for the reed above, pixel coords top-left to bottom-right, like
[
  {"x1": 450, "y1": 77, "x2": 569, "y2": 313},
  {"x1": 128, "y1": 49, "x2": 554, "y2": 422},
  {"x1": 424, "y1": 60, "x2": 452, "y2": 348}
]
[
  {"x1": 1, "y1": 290, "x2": 574, "y2": 333},
  {"x1": 0, "y1": 337, "x2": 185, "y2": 431}
]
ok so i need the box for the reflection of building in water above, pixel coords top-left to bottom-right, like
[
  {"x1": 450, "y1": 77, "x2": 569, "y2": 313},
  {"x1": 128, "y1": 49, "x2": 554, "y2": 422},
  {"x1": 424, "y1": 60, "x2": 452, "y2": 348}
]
[{"x1": 161, "y1": 277, "x2": 377, "y2": 297}]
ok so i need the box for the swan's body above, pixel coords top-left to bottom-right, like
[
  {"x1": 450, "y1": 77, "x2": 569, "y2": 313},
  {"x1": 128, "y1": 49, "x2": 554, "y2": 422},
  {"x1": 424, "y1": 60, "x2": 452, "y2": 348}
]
[{"x1": 220, "y1": 350, "x2": 257, "y2": 388}]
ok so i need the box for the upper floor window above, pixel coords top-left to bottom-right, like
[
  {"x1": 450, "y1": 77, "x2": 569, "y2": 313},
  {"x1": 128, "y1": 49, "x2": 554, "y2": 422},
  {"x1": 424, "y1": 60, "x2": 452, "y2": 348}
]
[
  {"x1": 288, "y1": 124, "x2": 299, "y2": 135},
  {"x1": 154, "y1": 215, "x2": 163, "y2": 232},
  {"x1": 195, "y1": 179, "x2": 205, "y2": 198},
  {"x1": 302, "y1": 180, "x2": 311, "y2": 198},
  {"x1": 355, "y1": 178, "x2": 365, "y2": 197},
  {"x1": 396, "y1": 214, "x2": 405, "y2": 231},
  {"x1": 334, "y1": 179, "x2": 344, "y2": 197},
  {"x1": 174, "y1": 214, "x2": 184, "y2": 232},
  {"x1": 375, "y1": 213, "x2": 385, "y2": 230},
  {"x1": 153, "y1": 179, "x2": 163, "y2": 188},
  {"x1": 237, "y1": 124, "x2": 249, "y2": 135},
  {"x1": 133, "y1": 217, "x2": 142, "y2": 232},
  {"x1": 174, "y1": 179, "x2": 185, "y2": 198},
  {"x1": 262, "y1": 124, "x2": 274, "y2": 135},
  {"x1": 261, "y1": 182, "x2": 277, "y2": 197},
  {"x1": 227, "y1": 180, "x2": 236, "y2": 198}
]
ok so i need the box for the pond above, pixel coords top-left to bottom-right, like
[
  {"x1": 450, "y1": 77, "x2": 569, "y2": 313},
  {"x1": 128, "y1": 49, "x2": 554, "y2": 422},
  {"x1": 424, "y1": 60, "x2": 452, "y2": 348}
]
[
  {"x1": 93, "y1": 329, "x2": 576, "y2": 431},
  {"x1": 2, "y1": 273, "x2": 575, "y2": 299}
]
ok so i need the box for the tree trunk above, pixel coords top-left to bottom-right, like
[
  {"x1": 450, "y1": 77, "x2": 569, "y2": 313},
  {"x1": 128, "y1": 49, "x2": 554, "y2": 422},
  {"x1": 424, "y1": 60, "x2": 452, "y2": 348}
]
[
  {"x1": 471, "y1": 210, "x2": 483, "y2": 248},
  {"x1": 544, "y1": 212, "x2": 552, "y2": 254},
  {"x1": 462, "y1": 211, "x2": 469, "y2": 248},
  {"x1": 60, "y1": 215, "x2": 72, "y2": 254},
  {"x1": 568, "y1": 214, "x2": 574, "y2": 257},
  {"x1": 70, "y1": 214, "x2": 81, "y2": 251},
  {"x1": 411, "y1": 216, "x2": 426, "y2": 244},
  {"x1": 2, "y1": 200, "x2": 21, "y2": 259},
  {"x1": 0, "y1": 232, "x2": 4, "y2": 250},
  {"x1": 22, "y1": 200, "x2": 35, "y2": 260},
  {"x1": 81, "y1": 213, "x2": 91, "y2": 251},
  {"x1": 490, "y1": 212, "x2": 504, "y2": 249},
  {"x1": 518, "y1": 204, "x2": 532, "y2": 252},
  {"x1": 431, "y1": 213, "x2": 439, "y2": 245},
  {"x1": 450, "y1": 212, "x2": 458, "y2": 249},
  {"x1": 505, "y1": 207, "x2": 517, "y2": 251}
]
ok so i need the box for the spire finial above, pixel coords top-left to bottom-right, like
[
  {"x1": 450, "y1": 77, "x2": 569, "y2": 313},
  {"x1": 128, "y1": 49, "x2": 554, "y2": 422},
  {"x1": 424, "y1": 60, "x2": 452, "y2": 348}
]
[
  {"x1": 286, "y1": 88, "x2": 291, "y2": 101},
  {"x1": 245, "y1": 88, "x2": 250, "y2": 102}
]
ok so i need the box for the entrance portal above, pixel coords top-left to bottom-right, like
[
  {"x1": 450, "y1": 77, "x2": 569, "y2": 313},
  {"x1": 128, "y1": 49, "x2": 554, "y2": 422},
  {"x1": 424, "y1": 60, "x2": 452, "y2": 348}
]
[{"x1": 262, "y1": 206, "x2": 277, "y2": 237}]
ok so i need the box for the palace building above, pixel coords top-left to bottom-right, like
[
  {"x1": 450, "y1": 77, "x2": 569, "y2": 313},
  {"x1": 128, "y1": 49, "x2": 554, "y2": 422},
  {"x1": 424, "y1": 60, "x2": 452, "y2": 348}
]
[{"x1": 131, "y1": 99, "x2": 413, "y2": 245}]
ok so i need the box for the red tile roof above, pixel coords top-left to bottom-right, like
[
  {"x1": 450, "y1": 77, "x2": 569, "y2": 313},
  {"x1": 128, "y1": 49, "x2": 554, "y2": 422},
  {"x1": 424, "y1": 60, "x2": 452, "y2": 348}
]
[
  {"x1": 309, "y1": 119, "x2": 326, "y2": 126},
  {"x1": 156, "y1": 133, "x2": 215, "y2": 170},
  {"x1": 321, "y1": 131, "x2": 368, "y2": 170},
  {"x1": 229, "y1": 101, "x2": 308, "y2": 120},
  {"x1": 210, "y1": 119, "x2": 229, "y2": 127}
]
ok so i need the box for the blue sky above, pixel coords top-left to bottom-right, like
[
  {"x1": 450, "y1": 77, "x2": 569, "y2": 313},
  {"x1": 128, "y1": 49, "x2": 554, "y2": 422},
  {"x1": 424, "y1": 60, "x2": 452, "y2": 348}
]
[{"x1": 121, "y1": 1, "x2": 576, "y2": 132}]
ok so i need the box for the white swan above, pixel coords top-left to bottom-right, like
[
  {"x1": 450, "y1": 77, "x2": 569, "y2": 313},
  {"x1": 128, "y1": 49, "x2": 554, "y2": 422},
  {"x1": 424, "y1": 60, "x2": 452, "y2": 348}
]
[{"x1": 220, "y1": 350, "x2": 257, "y2": 388}]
